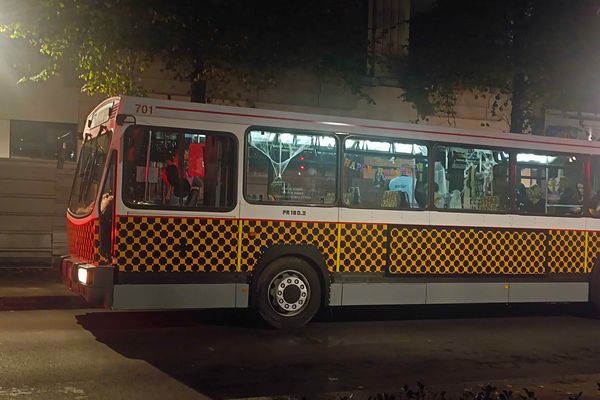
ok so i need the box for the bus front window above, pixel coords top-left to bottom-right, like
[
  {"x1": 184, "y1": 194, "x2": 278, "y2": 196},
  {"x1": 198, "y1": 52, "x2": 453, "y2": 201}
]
[{"x1": 68, "y1": 132, "x2": 112, "y2": 217}]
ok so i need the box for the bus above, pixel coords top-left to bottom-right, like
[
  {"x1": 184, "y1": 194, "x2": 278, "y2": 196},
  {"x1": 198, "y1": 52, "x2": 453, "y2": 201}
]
[{"x1": 61, "y1": 96, "x2": 600, "y2": 328}]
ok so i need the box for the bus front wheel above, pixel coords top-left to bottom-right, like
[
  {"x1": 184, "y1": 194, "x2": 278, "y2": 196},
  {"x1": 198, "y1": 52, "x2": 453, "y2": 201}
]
[{"x1": 255, "y1": 257, "x2": 322, "y2": 329}]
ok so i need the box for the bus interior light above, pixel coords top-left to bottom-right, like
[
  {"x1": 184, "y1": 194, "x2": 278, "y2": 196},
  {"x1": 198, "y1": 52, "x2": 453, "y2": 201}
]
[
  {"x1": 321, "y1": 121, "x2": 352, "y2": 127},
  {"x1": 516, "y1": 154, "x2": 557, "y2": 164}
]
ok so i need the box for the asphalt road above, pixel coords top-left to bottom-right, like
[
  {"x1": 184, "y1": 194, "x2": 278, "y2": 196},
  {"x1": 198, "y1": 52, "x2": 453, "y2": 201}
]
[{"x1": 1, "y1": 305, "x2": 600, "y2": 399}]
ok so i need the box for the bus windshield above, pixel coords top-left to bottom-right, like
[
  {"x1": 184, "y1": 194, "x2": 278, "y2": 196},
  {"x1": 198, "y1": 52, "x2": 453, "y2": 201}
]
[{"x1": 68, "y1": 132, "x2": 112, "y2": 217}]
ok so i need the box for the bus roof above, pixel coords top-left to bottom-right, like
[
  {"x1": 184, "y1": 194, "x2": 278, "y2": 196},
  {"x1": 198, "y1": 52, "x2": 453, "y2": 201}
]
[{"x1": 90, "y1": 95, "x2": 600, "y2": 155}]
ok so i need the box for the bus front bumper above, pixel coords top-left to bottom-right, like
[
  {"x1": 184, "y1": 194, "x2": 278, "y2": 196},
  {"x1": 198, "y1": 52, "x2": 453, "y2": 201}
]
[{"x1": 60, "y1": 257, "x2": 114, "y2": 307}]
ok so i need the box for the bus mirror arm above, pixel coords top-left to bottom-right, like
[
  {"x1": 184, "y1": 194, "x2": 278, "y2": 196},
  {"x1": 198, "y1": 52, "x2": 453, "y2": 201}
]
[{"x1": 56, "y1": 131, "x2": 73, "y2": 170}]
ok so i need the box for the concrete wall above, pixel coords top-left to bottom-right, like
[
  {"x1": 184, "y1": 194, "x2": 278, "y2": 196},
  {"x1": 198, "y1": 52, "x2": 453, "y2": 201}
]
[
  {"x1": 0, "y1": 36, "x2": 99, "y2": 265},
  {"x1": 0, "y1": 158, "x2": 75, "y2": 265}
]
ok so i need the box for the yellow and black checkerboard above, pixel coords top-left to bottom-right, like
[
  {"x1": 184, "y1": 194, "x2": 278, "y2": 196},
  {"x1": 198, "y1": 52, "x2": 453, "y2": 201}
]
[
  {"x1": 339, "y1": 224, "x2": 387, "y2": 273},
  {"x1": 240, "y1": 220, "x2": 338, "y2": 272},
  {"x1": 68, "y1": 215, "x2": 600, "y2": 275},
  {"x1": 389, "y1": 227, "x2": 548, "y2": 274},
  {"x1": 114, "y1": 216, "x2": 238, "y2": 272}
]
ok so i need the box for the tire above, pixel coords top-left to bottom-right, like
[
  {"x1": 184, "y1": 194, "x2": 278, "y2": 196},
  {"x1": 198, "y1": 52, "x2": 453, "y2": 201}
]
[{"x1": 254, "y1": 256, "x2": 322, "y2": 329}]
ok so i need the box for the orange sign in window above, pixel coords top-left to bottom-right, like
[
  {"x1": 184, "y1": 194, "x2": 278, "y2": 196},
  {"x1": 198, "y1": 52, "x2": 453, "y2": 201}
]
[{"x1": 188, "y1": 143, "x2": 205, "y2": 177}]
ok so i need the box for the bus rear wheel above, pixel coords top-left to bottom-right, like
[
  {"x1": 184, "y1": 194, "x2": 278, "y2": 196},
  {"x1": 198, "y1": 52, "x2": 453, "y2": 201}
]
[{"x1": 255, "y1": 257, "x2": 322, "y2": 329}]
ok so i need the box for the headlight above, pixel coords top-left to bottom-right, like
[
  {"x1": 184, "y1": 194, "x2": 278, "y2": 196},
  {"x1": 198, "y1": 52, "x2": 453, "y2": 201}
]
[{"x1": 78, "y1": 268, "x2": 89, "y2": 285}]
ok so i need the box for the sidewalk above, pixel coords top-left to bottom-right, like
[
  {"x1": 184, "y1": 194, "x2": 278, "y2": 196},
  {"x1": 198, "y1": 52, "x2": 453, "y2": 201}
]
[{"x1": 0, "y1": 267, "x2": 88, "y2": 310}]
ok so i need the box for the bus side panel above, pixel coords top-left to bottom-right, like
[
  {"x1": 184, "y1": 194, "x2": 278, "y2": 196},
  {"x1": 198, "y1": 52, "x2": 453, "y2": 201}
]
[
  {"x1": 388, "y1": 225, "x2": 547, "y2": 275},
  {"x1": 114, "y1": 215, "x2": 239, "y2": 274},
  {"x1": 588, "y1": 230, "x2": 600, "y2": 272},
  {"x1": 112, "y1": 283, "x2": 246, "y2": 309},
  {"x1": 113, "y1": 216, "x2": 341, "y2": 276},
  {"x1": 239, "y1": 219, "x2": 338, "y2": 272},
  {"x1": 387, "y1": 224, "x2": 598, "y2": 275},
  {"x1": 338, "y1": 223, "x2": 388, "y2": 273}
]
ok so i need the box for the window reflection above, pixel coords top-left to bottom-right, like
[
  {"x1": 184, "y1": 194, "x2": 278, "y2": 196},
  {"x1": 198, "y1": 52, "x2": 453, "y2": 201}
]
[
  {"x1": 246, "y1": 129, "x2": 338, "y2": 204},
  {"x1": 515, "y1": 152, "x2": 584, "y2": 215},
  {"x1": 434, "y1": 146, "x2": 510, "y2": 212},
  {"x1": 343, "y1": 137, "x2": 428, "y2": 209}
]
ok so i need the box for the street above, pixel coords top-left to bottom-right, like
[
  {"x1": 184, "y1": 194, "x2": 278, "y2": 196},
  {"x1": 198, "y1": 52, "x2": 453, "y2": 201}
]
[{"x1": 2, "y1": 305, "x2": 600, "y2": 399}]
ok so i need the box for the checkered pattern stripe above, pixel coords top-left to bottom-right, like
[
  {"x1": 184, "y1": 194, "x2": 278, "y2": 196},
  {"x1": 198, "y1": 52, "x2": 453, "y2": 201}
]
[
  {"x1": 67, "y1": 219, "x2": 100, "y2": 264},
  {"x1": 548, "y1": 230, "x2": 587, "y2": 273},
  {"x1": 114, "y1": 216, "x2": 238, "y2": 272},
  {"x1": 389, "y1": 227, "x2": 547, "y2": 274},
  {"x1": 339, "y1": 224, "x2": 387, "y2": 272},
  {"x1": 106, "y1": 215, "x2": 598, "y2": 275},
  {"x1": 239, "y1": 220, "x2": 338, "y2": 272},
  {"x1": 588, "y1": 231, "x2": 600, "y2": 272}
]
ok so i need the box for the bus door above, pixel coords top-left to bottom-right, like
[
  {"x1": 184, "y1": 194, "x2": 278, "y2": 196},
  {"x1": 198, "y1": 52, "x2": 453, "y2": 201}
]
[
  {"x1": 117, "y1": 126, "x2": 238, "y2": 277},
  {"x1": 99, "y1": 152, "x2": 117, "y2": 262}
]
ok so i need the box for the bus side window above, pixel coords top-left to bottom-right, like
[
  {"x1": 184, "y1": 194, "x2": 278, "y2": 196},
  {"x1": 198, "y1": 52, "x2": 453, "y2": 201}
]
[
  {"x1": 246, "y1": 129, "x2": 338, "y2": 205},
  {"x1": 123, "y1": 127, "x2": 236, "y2": 211},
  {"x1": 515, "y1": 153, "x2": 584, "y2": 216},
  {"x1": 342, "y1": 137, "x2": 428, "y2": 210},
  {"x1": 433, "y1": 145, "x2": 510, "y2": 213}
]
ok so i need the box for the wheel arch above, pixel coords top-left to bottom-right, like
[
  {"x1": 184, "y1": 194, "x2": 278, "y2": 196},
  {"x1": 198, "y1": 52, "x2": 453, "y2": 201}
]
[{"x1": 249, "y1": 244, "x2": 331, "y2": 308}]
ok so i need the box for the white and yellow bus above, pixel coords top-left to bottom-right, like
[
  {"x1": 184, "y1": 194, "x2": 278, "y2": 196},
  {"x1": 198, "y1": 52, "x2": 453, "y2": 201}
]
[{"x1": 61, "y1": 96, "x2": 600, "y2": 328}]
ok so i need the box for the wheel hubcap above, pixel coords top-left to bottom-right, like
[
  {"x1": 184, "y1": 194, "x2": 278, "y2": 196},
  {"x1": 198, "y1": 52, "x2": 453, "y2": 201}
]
[{"x1": 268, "y1": 270, "x2": 310, "y2": 317}]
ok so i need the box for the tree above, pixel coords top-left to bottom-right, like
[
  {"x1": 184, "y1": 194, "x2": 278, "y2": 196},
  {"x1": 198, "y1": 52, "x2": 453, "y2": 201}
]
[
  {"x1": 396, "y1": 0, "x2": 600, "y2": 133},
  {"x1": 0, "y1": 0, "x2": 368, "y2": 103}
]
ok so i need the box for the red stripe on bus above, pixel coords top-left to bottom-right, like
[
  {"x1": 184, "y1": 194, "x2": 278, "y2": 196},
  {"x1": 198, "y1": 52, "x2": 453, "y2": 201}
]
[
  {"x1": 154, "y1": 105, "x2": 600, "y2": 150},
  {"x1": 156, "y1": 105, "x2": 318, "y2": 124},
  {"x1": 358, "y1": 124, "x2": 597, "y2": 149}
]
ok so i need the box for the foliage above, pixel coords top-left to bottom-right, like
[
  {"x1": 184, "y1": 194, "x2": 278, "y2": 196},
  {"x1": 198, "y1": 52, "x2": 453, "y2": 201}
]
[
  {"x1": 396, "y1": 0, "x2": 600, "y2": 133},
  {"x1": 0, "y1": 0, "x2": 368, "y2": 103},
  {"x1": 284, "y1": 382, "x2": 594, "y2": 400}
]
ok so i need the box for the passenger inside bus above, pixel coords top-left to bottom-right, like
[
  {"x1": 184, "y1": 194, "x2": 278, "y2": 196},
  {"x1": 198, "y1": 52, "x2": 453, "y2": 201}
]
[
  {"x1": 388, "y1": 165, "x2": 415, "y2": 207},
  {"x1": 515, "y1": 183, "x2": 528, "y2": 212},
  {"x1": 589, "y1": 192, "x2": 600, "y2": 216},
  {"x1": 526, "y1": 184, "x2": 545, "y2": 214},
  {"x1": 186, "y1": 177, "x2": 204, "y2": 207},
  {"x1": 414, "y1": 181, "x2": 427, "y2": 208},
  {"x1": 558, "y1": 183, "x2": 583, "y2": 215},
  {"x1": 433, "y1": 182, "x2": 445, "y2": 208},
  {"x1": 163, "y1": 153, "x2": 191, "y2": 206}
]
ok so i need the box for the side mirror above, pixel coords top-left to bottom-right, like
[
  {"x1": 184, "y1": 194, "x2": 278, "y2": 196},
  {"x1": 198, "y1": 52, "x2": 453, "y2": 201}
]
[{"x1": 56, "y1": 131, "x2": 72, "y2": 170}]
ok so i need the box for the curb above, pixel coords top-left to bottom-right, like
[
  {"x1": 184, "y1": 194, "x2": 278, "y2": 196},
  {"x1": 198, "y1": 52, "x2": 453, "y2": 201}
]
[
  {"x1": 0, "y1": 265, "x2": 89, "y2": 311},
  {"x1": 0, "y1": 295, "x2": 89, "y2": 311},
  {"x1": 230, "y1": 377, "x2": 597, "y2": 400}
]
